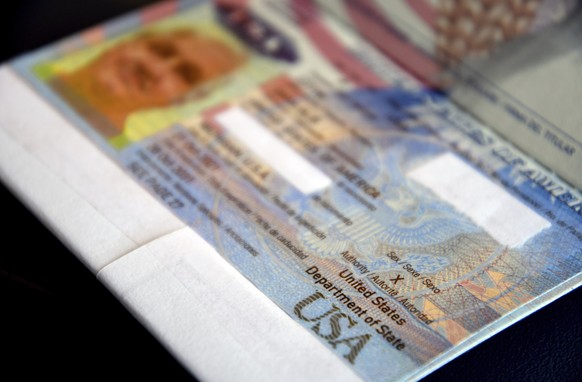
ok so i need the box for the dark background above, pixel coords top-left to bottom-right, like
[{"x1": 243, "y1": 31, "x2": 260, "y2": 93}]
[{"x1": 1, "y1": 1, "x2": 580, "y2": 380}]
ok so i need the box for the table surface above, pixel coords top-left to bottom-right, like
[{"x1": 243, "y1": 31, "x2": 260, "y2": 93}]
[{"x1": 1, "y1": 1, "x2": 580, "y2": 381}]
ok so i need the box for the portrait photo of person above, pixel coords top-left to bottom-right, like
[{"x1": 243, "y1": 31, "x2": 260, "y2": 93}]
[{"x1": 50, "y1": 27, "x2": 247, "y2": 138}]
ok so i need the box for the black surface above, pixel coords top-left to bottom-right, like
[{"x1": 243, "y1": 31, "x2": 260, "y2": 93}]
[{"x1": 1, "y1": 1, "x2": 580, "y2": 381}]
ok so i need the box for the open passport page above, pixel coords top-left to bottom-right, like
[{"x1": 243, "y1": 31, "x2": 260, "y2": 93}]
[{"x1": 1, "y1": 0, "x2": 581, "y2": 380}]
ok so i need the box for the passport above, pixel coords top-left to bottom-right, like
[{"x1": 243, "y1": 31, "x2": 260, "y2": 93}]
[{"x1": 2, "y1": 0, "x2": 581, "y2": 380}]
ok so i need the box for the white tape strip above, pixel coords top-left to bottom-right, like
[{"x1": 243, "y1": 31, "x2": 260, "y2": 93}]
[
  {"x1": 408, "y1": 153, "x2": 550, "y2": 248},
  {"x1": 215, "y1": 107, "x2": 332, "y2": 194}
]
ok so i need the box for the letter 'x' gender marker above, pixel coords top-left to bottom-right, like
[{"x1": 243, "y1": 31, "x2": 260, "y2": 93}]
[{"x1": 390, "y1": 275, "x2": 404, "y2": 285}]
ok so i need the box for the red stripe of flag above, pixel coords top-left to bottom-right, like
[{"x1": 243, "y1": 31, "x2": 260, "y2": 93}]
[
  {"x1": 407, "y1": 0, "x2": 438, "y2": 29},
  {"x1": 345, "y1": 0, "x2": 441, "y2": 88},
  {"x1": 291, "y1": 0, "x2": 386, "y2": 89}
]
